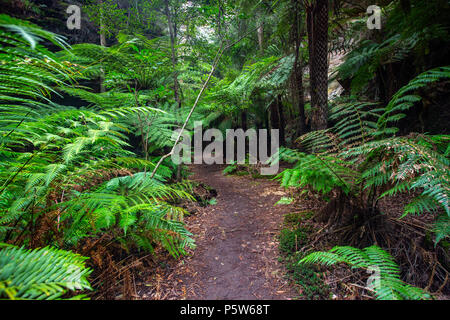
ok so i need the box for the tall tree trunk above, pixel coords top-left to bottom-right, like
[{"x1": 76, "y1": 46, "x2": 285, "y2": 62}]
[
  {"x1": 277, "y1": 95, "x2": 286, "y2": 146},
  {"x1": 306, "y1": 5, "x2": 315, "y2": 110},
  {"x1": 291, "y1": 0, "x2": 306, "y2": 135},
  {"x1": 241, "y1": 111, "x2": 247, "y2": 132},
  {"x1": 264, "y1": 109, "x2": 269, "y2": 131},
  {"x1": 99, "y1": 0, "x2": 106, "y2": 93},
  {"x1": 269, "y1": 96, "x2": 285, "y2": 146},
  {"x1": 164, "y1": 0, "x2": 182, "y2": 180},
  {"x1": 164, "y1": 0, "x2": 181, "y2": 109},
  {"x1": 270, "y1": 100, "x2": 279, "y2": 131},
  {"x1": 307, "y1": 0, "x2": 329, "y2": 130},
  {"x1": 217, "y1": 0, "x2": 224, "y2": 37},
  {"x1": 257, "y1": 22, "x2": 264, "y2": 54}
]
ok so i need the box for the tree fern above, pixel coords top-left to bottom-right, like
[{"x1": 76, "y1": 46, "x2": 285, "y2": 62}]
[
  {"x1": 0, "y1": 16, "x2": 199, "y2": 264},
  {"x1": 300, "y1": 245, "x2": 431, "y2": 300},
  {"x1": 377, "y1": 66, "x2": 450, "y2": 136},
  {"x1": 59, "y1": 172, "x2": 195, "y2": 257},
  {"x1": 0, "y1": 14, "x2": 74, "y2": 145},
  {"x1": 0, "y1": 244, "x2": 91, "y2": 300},
  {"x1": 274, "y1": 151, "x2": 357, "y2": 195},
  {"x1": 345, "y1": 135, "x2": 450, "y2": 219}
]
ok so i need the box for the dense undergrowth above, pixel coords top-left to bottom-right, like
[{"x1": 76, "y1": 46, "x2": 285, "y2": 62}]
[
  {"x1": 269, "y1": 1, "x2": 450, "y2": 299},
  {"x1": 0, "y1": 15, "x2": 203, "y2": 299},
  {"x1": 220, "y1": 0, "x2": 450, "y2": 299},
  {"x1": 278, "y1": 211, "x2": 330, "y2": 300}
]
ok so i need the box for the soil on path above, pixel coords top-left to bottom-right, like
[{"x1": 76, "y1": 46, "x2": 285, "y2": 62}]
[{"x1": 144, "y1": 164, "x2": 297, "y2": 300}]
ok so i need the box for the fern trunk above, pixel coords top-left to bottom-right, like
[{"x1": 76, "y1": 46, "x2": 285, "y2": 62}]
[
  {"x1": 290, "y1": 0, "x2": 306, "y2": 135},
  {"x1": 164, "y1": 0, "x2": 182, "y2": 110},
  {"x1": 307, "y1": 0, "x2": 329, "y2": 130},
  {"x1": 277, "y1": 95, "x2": 286, "y2": 146},
  {"x1": 99, "y1": 0, "x2": 106, "y2": 93}
]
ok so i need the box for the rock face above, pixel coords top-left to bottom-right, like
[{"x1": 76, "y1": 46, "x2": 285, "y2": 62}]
[
  {"x1": 328, "y1": 80, "x2": 345, "y2": 100},
  {"x1": 328, "y1": 52, "x2": 346, "y2": 101}
]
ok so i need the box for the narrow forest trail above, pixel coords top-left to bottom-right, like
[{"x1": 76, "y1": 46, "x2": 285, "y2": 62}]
[{"x1": 149, "y1": 164, "x2": 298, "y2": 300}]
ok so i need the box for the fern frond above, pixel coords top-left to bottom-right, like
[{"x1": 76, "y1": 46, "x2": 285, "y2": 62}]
[
  {"x1": 300, "y1": 245, "x2": 430, "y2": 300},
  {"x1": 0, "y1": 244, "x2": 91, "y2": 300}
]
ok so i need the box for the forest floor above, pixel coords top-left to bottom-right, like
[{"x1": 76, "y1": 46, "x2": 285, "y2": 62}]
[
  {"x1": 139, "y1": 164, "x2": 299, "y2": 300},
  {"x1": 95, "y1": 163, "x2": 448, "y2": 300}
]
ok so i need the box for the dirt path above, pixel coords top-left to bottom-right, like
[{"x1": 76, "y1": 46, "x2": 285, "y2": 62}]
[{"x1": 149, "y1": 164, "x2": 297, "y2": 300}]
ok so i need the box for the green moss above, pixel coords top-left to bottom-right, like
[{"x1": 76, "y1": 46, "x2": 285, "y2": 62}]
[
  {"x1": 250, "y1": 172, "x2": 274, "y2": 179},
  {"x1": 284, "y1": 252, "x2": 329, "y2": 300},
  {"x1": 284, "y1": 211, "x2": 314, "y2": 227},
  {"x1": 278, "y1": 223, "x2": 329, "y2": 299},
  {"x1": 279, "y1": 227, "x2": 309, "y2": 254}
]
